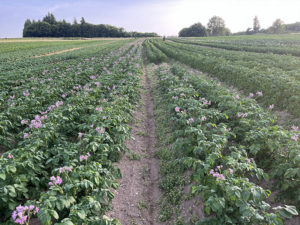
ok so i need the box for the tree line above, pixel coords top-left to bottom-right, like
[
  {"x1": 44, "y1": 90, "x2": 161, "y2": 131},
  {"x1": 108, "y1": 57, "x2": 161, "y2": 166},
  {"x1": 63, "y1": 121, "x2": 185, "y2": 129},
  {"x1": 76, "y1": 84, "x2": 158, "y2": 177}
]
[
  {"x1": 237, "y1": 17, "x2": 300, "y2": 35},
  {"x1": 23, "y1": 13, "x2": 159, "y2": 38},
  {"x1": 178, "y1": 16, "x2": 231, "y2": 37},
  {"x1": 178, "y1": 15, "x2": 300, "y2": 37}
]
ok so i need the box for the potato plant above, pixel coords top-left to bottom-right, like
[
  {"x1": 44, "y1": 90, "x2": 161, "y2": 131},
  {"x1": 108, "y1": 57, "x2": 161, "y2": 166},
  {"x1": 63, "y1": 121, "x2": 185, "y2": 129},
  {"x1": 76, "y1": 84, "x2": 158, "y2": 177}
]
[
  {"x1": 0, "y1": 41, "x2": 143, "y2": 225},
  {"x1": 154, "y1": 64, "x2": 298, "y2": 224}
]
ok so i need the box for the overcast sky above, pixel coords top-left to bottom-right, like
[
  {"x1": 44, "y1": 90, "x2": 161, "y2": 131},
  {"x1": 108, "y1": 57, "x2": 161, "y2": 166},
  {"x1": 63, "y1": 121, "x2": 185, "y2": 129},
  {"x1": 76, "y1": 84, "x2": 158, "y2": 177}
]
[{"x1": 0, "y1": 0, "x2": 299, "y2": 38}]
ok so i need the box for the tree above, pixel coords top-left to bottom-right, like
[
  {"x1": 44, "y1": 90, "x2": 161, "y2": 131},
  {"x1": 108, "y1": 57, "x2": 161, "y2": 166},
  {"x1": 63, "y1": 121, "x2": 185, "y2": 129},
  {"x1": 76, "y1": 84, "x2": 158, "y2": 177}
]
[
  {"x1": 189, "y1": 23, "x2": 208, "y2": 37},
  {"x1": 178, "y1": 23, "x2": 208, "y2": 37},
  {"x1": 225, "y1": 28, "x2": 232, "y2": 36},
  {"x1": 246, "y1": 27, "x2": 253, "y2": 35},
  {"x1": 80, "y1": 17, "x2": 86, "y2": 25},
  {"x1": 207, "y1": 16, "x2": 226, "y2": 36},
  {"x1": 73, "y1": 17, "x2": 78, "y2": 25},
  {"x1": 178, "y1": 28, "x2": 188, "y2": 37},
  {"x1": 24, "y1": 19, "x2": 31, "y2": 29},
  {"x1": 253, "y1": 16, "x2": 261, "y2": 33},
  {"x1": 71, "y1": 24, "x2": 81, "y2": 37},
  {"x1": 42, "y1": 12, "x2": 56, "y2": 25},
  {"x1": 270, "y1": 19, "x2": 285, "y2": 34}
]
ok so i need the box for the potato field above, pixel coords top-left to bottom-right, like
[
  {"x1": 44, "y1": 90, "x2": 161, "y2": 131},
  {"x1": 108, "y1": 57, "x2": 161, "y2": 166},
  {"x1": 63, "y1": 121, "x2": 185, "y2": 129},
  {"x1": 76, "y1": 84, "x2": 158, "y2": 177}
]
[{"x1": 1, "y1": 36, "x2": 300, "y2": 225}]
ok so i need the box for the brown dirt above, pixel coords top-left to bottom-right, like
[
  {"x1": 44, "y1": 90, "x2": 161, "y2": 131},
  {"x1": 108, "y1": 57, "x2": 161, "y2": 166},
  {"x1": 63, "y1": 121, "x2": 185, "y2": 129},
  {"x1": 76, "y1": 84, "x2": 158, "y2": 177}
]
[
  {"x1": 106, "y1": 61, "x2": 161, "y2": 224},
  {"x1": 30, "y1": 47, "x2": 83, "y2": 58}
]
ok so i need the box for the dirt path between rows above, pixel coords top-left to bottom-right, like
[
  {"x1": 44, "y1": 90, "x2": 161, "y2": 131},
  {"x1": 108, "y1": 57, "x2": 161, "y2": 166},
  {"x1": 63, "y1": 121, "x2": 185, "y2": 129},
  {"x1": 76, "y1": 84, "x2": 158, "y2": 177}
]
[
  {"x1": 106, "y1": 53, "x2": 161, "y2": 224},
  {"x1": 30, "y1": 41, "x2": 118, "y2": 58}
]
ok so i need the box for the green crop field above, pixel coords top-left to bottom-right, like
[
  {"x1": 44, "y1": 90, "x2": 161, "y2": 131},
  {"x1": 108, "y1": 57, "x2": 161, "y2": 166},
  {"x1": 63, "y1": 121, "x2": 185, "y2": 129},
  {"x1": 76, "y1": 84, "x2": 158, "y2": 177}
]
[{"x1": 1, "y1": 35, "x2": 300, "y2": 225}]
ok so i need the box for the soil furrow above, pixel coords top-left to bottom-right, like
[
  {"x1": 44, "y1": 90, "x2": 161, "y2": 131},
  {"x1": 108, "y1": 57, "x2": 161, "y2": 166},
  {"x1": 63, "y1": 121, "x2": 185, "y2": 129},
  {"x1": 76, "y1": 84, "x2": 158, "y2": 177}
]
[{"x1": 106, "y1": 51, "x2": 161, "y2": 224}]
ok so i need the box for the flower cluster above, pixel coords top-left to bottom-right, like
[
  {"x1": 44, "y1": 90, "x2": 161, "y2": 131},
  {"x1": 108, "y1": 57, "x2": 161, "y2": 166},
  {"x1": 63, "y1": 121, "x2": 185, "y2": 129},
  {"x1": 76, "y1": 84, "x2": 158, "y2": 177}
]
[
  {"x1": 21, "y1": 120, "x2": 28, "y2": 124},
  {"x1": 8, "y1": 153, "x2": 13, "y2": 159},
  {"x1": 96, "y1": 107, "x2": 103, "y2": 111},
  {"x1": 23, "y1": 90, "x2": 30, "y2": 96},
  {"x1": 245, "y1": 158, "x2": 254, "y2": 163},
  {"x1": 23, "y1": 132, "x2": 31, "y2": 139},
  {"x1": 172, "y1": 96, "x2": 178, "y2": 99},
  {"x1": 238, "y1": 112, "x2": 248, "y2": 118},
  {"x1": 249, "y1": 93, "x2": 254, "y2": 97},
  {"x1": 12, "y1": 205, "x2": 39, "y2": 224},
  {"x1": 80, "y1": 152, "x2": 91, "y2": 161},
  {"x1": 292, "y1": 125, "x2": 299, "y2": 131},
  {"x1": 175, "y1": 107, "x2": 180, "y2": 112},
  {"x1": 187, "y1": 118, "x2": 194, "y2": 124},
  {"x1": 200, "y1": 116, "x2": 206, "y2": 121},
  {"x1": 49, "y1": 176, "x2": 62, "y2": 186},
  {"x1": 59, "y1": 166, "x2": 72, "y2": 174},
  {"x1": 209, "y1": 168, "x2": 225, "y2": 181},
  {"x1": 203, "y1": 100, "x2": 211, "y2": 105},
  {"x1": 269, "y1": 104, "x2": 274, "y2": 109},
  {"x1": 96, "y1": 127, "x2": 105, "y2": 133},
  {"x1": 291, "y1": 135, "x2": 299, "y2": 142},
  {"x1": 55, "y1": 101, "x2": 63, "y2": 107},
  {"x1": 256, "y1": 91, "x2": 263, "y2": 96},
  {"x1": 29, "y1": 115, "x2": 43, "y2": 129}
]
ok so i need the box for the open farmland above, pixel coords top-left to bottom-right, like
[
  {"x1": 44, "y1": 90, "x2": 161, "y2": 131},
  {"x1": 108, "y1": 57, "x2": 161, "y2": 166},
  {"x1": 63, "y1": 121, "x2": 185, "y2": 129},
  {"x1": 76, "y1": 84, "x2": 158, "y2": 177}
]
[{"x1": 1, "y1": 35, "x2": 300, "y2": 225}]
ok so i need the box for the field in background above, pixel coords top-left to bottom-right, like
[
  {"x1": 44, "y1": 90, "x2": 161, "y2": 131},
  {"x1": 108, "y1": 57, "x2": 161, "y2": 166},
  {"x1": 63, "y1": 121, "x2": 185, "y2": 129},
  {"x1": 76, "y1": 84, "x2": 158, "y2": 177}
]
[{"x1": 0, "y1": 37, "x2": 131, "y2": 42}]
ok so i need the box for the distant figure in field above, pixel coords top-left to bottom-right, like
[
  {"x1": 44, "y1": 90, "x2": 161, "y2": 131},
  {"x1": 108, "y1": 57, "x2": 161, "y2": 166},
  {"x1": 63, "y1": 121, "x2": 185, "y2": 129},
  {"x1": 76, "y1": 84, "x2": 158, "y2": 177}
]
[
  {"x1": 149, "y1": 39, "x2": 152, "y2": 43},
  {"x1": 163, "y1": 36, "x2": 166, "y2": 41}
]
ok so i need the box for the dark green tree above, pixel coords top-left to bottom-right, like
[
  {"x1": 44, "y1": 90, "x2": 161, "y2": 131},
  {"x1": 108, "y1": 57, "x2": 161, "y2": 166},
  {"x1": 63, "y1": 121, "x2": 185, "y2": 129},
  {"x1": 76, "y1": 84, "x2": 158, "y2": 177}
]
[
  {"x1": 178, "y1": 23, "x2": 208, "y2": 37},
  {"x1": 253, "y1": 16, "x2": 261, "y2": 33},
  {"x1": 80, "y1": 17, "x2": 86, "y2": 25},
  {"x1": 73, "y1": 17, "x2": 78, "y2": 24},
  {"x1": 24, "y1": 19, "x2": 31, "y2": 29},
  {"x1": 23, "y1": 13, "x2": 159, "y2": 38}
]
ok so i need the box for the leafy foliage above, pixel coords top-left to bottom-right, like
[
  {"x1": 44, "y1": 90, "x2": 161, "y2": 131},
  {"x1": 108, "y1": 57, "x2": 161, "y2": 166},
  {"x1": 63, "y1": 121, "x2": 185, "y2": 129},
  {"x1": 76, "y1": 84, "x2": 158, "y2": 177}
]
[
  {"x1": 153, "y1": 64, "x2": 299, "y2": 224},
  {"x1": 0, "y1": 40, "x2": 143, "y2": 224}
]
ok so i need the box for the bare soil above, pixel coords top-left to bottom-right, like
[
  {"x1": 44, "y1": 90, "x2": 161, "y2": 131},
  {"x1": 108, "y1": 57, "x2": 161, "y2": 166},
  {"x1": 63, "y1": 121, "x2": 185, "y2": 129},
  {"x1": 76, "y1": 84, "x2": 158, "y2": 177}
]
[{"x1": 106, "y1": 65, "x2": 161, "y2": 224}]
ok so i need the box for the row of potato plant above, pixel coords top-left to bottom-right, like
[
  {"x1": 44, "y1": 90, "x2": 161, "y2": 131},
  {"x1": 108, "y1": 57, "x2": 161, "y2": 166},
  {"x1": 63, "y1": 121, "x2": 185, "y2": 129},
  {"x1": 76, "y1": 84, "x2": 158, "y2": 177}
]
[
  {"x1": 152, "y1": 40, "x2": 300, "y2": 117},
  {"x1": 165, "y1": 40, "x2": 300, "y2": 73},
  {"x1": 0, "y1": 41, "x2": 143, "y2": 224},
  {"x1": 143, "y1": 40, "x2": 167, "y2": 64},
  {"x1": 170, "y1": 38, "x2": 300, "y2": 57},
  {"x1": 0, "y1": 41, "x2": 131, "y2": 149},
  {"x1": 153, "y1": 64, "x2": 298, "y2": 224}
]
